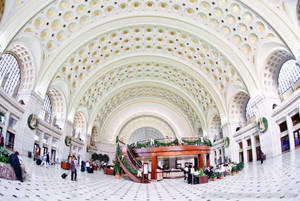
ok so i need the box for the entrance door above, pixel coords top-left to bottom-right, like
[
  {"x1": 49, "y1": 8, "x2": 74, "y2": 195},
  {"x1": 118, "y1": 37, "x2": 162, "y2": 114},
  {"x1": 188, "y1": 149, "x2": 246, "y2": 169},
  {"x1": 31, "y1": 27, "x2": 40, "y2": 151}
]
[
  {"x1": 281, "y1": 135, "x2": 290, "y2": 152},
  {"x1": 247, "y1": 149, "x2": 253, "y2": 162},
  {"x1": 256, "y1": 146, "x2": 261, "y2": 161},
  {"x1": 294, "y1": 129, "x2": 300, "y2": 147},
  {"x1": 5, "y1": 131, "x2": 15, "y2": 150},
  {"x1": 239, "y1": 152, "x2": 244, "y2": 163}
]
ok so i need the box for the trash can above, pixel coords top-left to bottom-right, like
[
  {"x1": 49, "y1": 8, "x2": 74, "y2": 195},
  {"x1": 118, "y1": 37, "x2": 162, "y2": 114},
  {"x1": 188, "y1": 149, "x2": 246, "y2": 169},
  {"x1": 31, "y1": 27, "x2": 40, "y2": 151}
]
[{"x1": 28, "y1": 151, "x2": 32, "y2": 158}]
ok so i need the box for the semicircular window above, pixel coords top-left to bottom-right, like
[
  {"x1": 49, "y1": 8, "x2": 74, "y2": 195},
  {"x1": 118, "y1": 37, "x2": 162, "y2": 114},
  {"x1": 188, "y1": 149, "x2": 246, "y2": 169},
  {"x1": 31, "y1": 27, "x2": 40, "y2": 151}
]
[
  {"x1": 278, "y1": 59, "x2": 300, "y2": 94},
  {"x1": 245, "y1": 99, "x2": 255, "y2": 121},
  {"x1": 39, "y1": 94, "x2": 52, "y2": 123},
  {"x1": 0, "y1": 53, "x2": 21, "y2": 97}
]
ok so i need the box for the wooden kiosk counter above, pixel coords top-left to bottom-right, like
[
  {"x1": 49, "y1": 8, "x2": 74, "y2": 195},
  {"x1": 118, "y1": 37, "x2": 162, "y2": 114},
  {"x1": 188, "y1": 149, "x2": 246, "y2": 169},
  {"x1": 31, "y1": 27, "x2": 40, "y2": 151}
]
[{"x1": 132, "y1": 145, "x2": 210, "y2": 180}]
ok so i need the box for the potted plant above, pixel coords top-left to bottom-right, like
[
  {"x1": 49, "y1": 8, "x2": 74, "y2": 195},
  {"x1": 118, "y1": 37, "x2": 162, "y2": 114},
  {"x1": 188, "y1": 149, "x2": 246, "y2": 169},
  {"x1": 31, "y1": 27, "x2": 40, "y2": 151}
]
[
  {"x1": 114, "y1": 159, "x2": 121, "y2": 179},
  {"x1": 210, "y1": 172, "x2": 217, "y2": 181},
  {"x1": 216, "y1": 172, "x2": 224, "y2": 179},
  {"x1": 196, "y1": 168, "x2": 208, "y2": 184},
  {"x1": 219, "y1": 172, "x2": 224, "y2": 179},
  {"x1": 231, "y1": 166, "x2": 237, "y2": 175}
]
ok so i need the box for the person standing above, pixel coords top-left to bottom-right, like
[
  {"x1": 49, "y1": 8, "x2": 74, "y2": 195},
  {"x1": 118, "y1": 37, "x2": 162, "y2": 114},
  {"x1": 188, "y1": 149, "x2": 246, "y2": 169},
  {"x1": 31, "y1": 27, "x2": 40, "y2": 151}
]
[
  {"x1": 260, "y1": 151, "x2": 264, "y2": 164},
  {"x1": 70, "y1": 156, "x2": 77, "y2": 181},
  {"x1": 46, "y1": 152, "x2": 50, "y2": 166},
  {"x1": 9, "y1": 151, "x2": 23, "y2": 182}
]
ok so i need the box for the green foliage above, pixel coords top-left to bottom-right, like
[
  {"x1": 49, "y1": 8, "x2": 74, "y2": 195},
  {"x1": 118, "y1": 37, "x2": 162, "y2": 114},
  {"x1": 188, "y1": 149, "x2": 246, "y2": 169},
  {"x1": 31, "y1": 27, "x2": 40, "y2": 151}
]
[
  {"x1": 216, "y1": 172, "x2": 224, "y2": 178},
  {"x1": 0, "y1": 111, "x2": 4, "y2": 117},
  {"x1": 154, "y1": 139, "x2": 178, "y2": 146},
  {"x1": 97, "y1": 153, "x2": 103, "y2": 161},
  {"x1": 236, "y1": 162, "x2": 244, "y2": 171},
  {"x1": 204, "y1": 139, "x2": 212, "y2": 147},
  {"x1": 116, "y1": 145, "x2": 140, "y2": 177},
  {"x1": 0, "y1": 147, "x2": 10, "y2": 163},
  {"x1": 196, "y1": 168, "x2": 207, "y2": 178},
  {"x1": 114, "y1": 159, "x2": 121, "y2": 175},
  {"x1": 102, "y1": 154, "x2": 109, "y2": 163},
  {"x1": 182, "y1": 138, "x2": 202, "y2": 145},
  {"x1": 91, "y1": 153, "x2": 98, "y2": 161},
  {"x1": 65, "y1": 136, "x2": 71, "y2": 147},
  {"x1": 224, "y1": 137, "x2": 230, "y2": 147},
  {"x1": 210, "y1": 171, "x2": 217, "y2": 178},
  {"x1": 232, "y1": 166, "x2": 237, "y2": 172}
]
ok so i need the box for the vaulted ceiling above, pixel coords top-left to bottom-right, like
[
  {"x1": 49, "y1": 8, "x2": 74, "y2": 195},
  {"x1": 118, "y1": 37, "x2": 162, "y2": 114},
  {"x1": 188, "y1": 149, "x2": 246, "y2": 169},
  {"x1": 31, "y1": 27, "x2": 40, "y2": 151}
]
[{"x1": 1, "y1": 0, "x2": 299, "y2": 139}]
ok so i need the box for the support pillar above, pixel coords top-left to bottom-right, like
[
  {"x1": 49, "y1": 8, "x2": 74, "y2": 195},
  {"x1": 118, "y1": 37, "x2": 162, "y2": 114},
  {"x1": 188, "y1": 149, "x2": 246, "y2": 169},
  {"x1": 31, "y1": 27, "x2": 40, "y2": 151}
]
[
  {"x1": 151, "y1": 156, "x2": 157, "y2": 180},
  {"x1": 242, "y1": 139, "x2": 248, "y2": 163},
  {"x1": 2, "y1": 111, "x2": 10, "y2": 147},
  {"x1": 251, "y1": 135, "x2": 257, "y2": 162},
  {"x1": 286, "y1": 115, "x2": 295, "y2": 151},
  {"x1": 198, "y1": 153, "x2": 204, "y2": 168},
  {"x1": 206, "y1": 154, "x2": 210, "y2": 167}
]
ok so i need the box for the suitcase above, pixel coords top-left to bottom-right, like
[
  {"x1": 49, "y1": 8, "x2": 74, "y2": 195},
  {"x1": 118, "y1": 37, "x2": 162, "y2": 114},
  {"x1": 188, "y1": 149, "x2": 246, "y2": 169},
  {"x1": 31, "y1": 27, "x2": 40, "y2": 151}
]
[
  {"x1": 36, "y1": 159, "x2": 42, "y2": 165},
  {"x1": 61, "y1": 173, "x2": 68, "y2": 179}
]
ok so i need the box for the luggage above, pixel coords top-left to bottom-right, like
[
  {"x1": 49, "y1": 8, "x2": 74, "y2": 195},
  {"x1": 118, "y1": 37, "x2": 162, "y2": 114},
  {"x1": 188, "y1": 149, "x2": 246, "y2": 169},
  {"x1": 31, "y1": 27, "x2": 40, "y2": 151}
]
[
  {"x1": 36, "y1": 159, "x2": 42, "y2": 165},
  {"x1": 61, "y1": 173, "x2": 68, "y2": 179}
]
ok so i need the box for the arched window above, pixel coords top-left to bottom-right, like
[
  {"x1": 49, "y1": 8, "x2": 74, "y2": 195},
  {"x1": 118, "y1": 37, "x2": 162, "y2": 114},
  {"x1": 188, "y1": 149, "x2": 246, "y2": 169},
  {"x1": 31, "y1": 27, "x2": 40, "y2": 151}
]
[
  {"x1": 0, "y1": 53, "x2": 21, "y2": 97},
  {"x1": 245, "y1": 99, "x2": 255, "y2": 121},
  {"x1": 278, "y1": 59, "x2": 300, "y2": 94},
  {"x1": 39, "y1": 94, "x2": 52, "y2": 123}
]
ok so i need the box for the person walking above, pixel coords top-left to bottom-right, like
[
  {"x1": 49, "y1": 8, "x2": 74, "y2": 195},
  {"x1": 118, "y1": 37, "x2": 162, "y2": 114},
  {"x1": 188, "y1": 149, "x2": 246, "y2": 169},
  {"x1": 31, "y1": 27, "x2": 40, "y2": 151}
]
[
  {"x1": 260, "y1": 151, "x2": 264, "y2": 164},
  {"x1": 70, "y1": 156, "x2": 77, "y2": 181}
]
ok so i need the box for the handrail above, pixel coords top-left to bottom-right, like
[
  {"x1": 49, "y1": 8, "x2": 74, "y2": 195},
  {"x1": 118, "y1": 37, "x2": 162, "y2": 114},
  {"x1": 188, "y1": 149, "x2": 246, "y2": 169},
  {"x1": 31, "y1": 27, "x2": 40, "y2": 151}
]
[{"x1": 127, "y1": 145, "x2": 142, "y2": 168}]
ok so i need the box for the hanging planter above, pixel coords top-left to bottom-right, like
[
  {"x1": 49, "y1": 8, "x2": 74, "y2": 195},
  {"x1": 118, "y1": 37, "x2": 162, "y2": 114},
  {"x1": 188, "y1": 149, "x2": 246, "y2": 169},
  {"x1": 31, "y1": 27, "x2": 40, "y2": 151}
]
[
  {"x1": 257, "y1": 117, "x2": 268, "y2": 133},
  {"x1": 27, "y1": 114, "x2": 38, "y2": 130},
  {"x1": 65, "y1": 136, "x2": 71, "y2": 147},
  {"x1": 224, "y1": 137, "x2": 230, "y2": 148}
]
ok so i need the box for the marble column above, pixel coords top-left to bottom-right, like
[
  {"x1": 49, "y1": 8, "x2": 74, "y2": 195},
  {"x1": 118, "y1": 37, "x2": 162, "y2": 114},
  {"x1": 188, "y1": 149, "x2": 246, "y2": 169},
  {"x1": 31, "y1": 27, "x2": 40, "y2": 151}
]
[
  {"x1": 286, "y1": 115, "x2": 295, "y2": 151},
  {"x1": 251, "y1": 135, "x2": 257, "y2": 161},
  {"x1": 199, "y1": 153, "x2": 204, "y2": 168},
  {"x1": 242, "y1": 139, "x2": 248, "y2": 163},
  {"x1": 2, "y1": 111, "x2": 10, "y2": 147}
]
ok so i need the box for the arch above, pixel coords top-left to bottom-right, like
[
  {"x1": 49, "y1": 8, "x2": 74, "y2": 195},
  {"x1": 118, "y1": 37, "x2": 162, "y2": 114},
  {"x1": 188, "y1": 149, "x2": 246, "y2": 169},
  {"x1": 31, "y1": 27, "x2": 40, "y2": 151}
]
[
  {"x1": 128, "y1": 127, "x2": 164, "y2": 145},
  {"x1": 73, "y1": 112, "x2": 86, "y2": 142},
  {"x1": 48, "y1": 88, "x2": 66, "y2": 129},
  {"x1": 208, "y1": 115, "x2": 222, "y2": 142},
  {"x1": 0, "y1": 53, "x2": 21, "y2": 97},
  {"x1": 6, "y1": 42, "x2": 36, "y2": 93},
  {"x1": 87, "y1": 81, "x2": 206, "y2": 136},
  {"x1": 262, "y1": 49, "x2": 295, "y2": 98},
  {"x1": 229, "y1": 91, "x2": 250, "y2": 127},
  {"x1": 119, "y1": 115, "x2": 176, "y2": 144},
  {"x1": 102, "y1": 100, "x2": 193, "y2": 142},
  {"x1": 67, "y1": 55, "x2": 226, "y2": 124},
  {"x1": 35, "y1": 17, "x2": 258, "y2": 103}
]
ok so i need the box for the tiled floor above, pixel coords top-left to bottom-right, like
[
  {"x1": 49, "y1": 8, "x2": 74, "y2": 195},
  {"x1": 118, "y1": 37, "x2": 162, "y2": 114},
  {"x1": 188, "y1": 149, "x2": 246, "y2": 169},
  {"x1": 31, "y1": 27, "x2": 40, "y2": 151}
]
[{"x1": 1, "y1": 149, "x2": 300, "y2": 201}]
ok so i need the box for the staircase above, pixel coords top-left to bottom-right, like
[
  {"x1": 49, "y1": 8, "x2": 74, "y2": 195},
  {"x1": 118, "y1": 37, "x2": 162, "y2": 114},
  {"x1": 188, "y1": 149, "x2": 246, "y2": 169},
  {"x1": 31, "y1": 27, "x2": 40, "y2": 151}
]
[{"x1": 116, "y1": 146, "x2": 143, "y2": 183}]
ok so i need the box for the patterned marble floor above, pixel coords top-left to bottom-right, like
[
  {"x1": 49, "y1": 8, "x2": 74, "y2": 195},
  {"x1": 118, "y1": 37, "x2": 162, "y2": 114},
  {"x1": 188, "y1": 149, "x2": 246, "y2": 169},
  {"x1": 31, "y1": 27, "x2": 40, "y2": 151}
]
[{"x1": 1, "y1": 149, "x2": 300, "y2": 201}]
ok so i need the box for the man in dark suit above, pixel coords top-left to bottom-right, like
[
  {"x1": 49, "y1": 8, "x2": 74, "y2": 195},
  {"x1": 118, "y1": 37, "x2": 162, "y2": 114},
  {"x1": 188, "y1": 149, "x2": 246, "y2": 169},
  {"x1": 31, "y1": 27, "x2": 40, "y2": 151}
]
[{"x1": 9, "y1": 151, "x2": 23, "y2": 182}]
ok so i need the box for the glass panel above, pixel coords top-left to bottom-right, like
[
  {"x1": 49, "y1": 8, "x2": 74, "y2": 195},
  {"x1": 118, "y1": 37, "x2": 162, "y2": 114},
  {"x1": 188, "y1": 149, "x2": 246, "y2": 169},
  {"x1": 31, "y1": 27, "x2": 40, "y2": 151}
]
[
  {"x1": 39, "y1": 94, "x2": 52, "y2": 123},
  {"x1": 278, "y1": 59, "x2": 300, "y2": 94},
  {"x1": 245, "y1": 99, "x2": 255, "y2": 120},
  {"x1": 0, "y1": 53, "x2": 21, "y2": 96}
]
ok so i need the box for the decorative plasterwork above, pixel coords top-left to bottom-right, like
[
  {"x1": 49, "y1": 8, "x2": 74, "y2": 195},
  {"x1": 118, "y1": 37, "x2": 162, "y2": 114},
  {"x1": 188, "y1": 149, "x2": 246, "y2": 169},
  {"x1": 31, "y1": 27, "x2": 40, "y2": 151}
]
[
  {"x1": 77, "y1": 61, "x2": 217, "y2": 118},
  {"x1": 93, "y1": 85, "x2": 202, "y2": 132},
  {"x1": 119, "y1": 115, "x2": 175, "y2": 144},
  {"x1": 230, "y1": 91, "x2": 250, "y2": 126},
  {"x1": 54, "y1": 25, "x2": 245, "y2": 99},
  {"x1": 20, "y1": 0, "x2": 278, "y2": 64}
]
